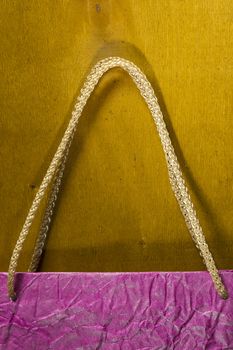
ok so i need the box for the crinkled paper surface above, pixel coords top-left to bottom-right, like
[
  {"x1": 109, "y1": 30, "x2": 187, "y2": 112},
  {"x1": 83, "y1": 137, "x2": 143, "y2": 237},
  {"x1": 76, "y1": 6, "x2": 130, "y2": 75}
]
[{"x1": 0, "y1": 271, "x2": 233, "y2": 349}]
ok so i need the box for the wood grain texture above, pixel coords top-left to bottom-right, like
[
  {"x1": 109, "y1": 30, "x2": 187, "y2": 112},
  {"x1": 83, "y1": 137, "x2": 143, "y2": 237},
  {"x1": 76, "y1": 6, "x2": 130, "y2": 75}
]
[{"x1": 0, "y1": 0, "x2": 233, "y2": 272}]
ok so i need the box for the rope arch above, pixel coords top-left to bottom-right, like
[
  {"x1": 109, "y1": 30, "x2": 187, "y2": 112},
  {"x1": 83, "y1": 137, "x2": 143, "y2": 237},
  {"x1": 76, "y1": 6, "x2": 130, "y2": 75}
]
[{"x1": 8, "y1": 57, "x2": 228, "y2": 301}]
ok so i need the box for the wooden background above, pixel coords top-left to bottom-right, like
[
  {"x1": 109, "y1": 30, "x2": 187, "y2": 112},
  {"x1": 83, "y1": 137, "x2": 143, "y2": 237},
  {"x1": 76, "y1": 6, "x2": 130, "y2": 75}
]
[{"x1": 0, "y1": 0, "x2": 233, "y2": 272}]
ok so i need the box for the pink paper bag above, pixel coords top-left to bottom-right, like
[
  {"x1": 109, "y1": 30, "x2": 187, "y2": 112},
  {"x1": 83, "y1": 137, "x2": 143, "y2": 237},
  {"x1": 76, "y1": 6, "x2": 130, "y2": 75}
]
[
  {"x1": 1, "y1": 271, "x2": 233, "y2": 349},
  {"x1": 2, "y1": 58, "x2": 232, "y2": 349}
]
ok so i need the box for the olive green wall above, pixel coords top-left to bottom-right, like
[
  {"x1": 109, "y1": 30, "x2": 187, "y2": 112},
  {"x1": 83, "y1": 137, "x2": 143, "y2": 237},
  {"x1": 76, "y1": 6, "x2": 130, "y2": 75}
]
[{"x1": 1, "y1": 0, "x2": 233, "y2": 272}]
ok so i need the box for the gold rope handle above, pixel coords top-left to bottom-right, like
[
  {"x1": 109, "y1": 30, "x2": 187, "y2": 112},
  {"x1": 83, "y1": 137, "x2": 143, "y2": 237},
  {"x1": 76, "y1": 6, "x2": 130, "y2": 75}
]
[{"x1": 8, "y1": 57, "x2": 228, "y2": 301}]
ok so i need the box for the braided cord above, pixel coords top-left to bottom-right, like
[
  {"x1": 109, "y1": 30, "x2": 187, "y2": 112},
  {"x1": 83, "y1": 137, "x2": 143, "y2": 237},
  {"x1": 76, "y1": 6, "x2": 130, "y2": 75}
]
[
  {"x1": 8, "y1": 57, "x2": 228, "y2": 300},
  {"x1": 28, "y1": 135, "x2": 73, "y2": 272}
]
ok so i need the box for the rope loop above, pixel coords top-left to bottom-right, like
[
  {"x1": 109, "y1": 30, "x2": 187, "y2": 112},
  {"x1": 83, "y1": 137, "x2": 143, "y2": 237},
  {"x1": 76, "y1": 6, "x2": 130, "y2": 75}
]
[{"x1": 8, "y1": 57, "x2": 228, "y2": 301}]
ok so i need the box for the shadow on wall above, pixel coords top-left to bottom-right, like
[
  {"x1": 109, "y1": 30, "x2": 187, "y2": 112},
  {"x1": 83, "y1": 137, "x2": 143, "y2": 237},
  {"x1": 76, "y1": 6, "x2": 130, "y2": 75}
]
[{"x1": 31, "y1": 40, "x2": 227, "y2": 272}]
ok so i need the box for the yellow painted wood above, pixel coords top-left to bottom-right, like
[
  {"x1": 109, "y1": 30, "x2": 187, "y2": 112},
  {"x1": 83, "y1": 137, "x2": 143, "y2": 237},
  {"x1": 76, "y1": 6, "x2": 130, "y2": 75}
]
[{"x1": 1, "y1": 0, "x2": 233, "y2": 272}]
